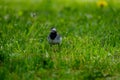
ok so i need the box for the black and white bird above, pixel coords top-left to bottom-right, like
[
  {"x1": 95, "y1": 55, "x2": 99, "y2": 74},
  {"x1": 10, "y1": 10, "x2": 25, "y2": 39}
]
[{"x1": 48, "y1": 27, "x2": 62, "y2": 45}]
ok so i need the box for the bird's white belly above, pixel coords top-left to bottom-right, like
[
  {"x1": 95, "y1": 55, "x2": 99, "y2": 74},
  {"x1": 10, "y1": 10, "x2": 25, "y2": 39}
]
[{"x1": 48, "y1": 37, "x2": 62, "y2": 44}]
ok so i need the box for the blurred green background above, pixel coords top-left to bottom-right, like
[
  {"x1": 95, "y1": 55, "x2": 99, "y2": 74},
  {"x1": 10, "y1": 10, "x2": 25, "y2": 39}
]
[{"x1": 0, "y1": 0, "x2": 120, "y2": 80}]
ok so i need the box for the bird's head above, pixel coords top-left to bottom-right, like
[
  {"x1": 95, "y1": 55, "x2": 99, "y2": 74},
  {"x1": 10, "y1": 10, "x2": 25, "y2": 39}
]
[
  {"x1": 51, "y1": 27, "x2": 57, "y2": 33},
  {"x1": 49, "y1": 27, "x2": 57, "y2": 40}
]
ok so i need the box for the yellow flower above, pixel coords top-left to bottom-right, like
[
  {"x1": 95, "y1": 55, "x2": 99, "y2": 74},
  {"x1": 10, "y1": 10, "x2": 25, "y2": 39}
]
[{"x1": 97, "y1": 0, "x2": 108, "y2": 8}]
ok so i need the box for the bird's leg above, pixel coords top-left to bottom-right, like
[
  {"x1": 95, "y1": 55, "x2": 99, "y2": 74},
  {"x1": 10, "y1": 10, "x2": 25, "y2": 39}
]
[
  {"x1": 50, "y1": 44, "x2": 52, "y2": 47},
  {"x1": 57, "y1": 43, "x2": 61, "y2": 51}
]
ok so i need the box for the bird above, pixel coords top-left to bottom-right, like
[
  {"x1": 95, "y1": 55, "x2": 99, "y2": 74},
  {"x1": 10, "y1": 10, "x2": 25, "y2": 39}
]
[{"x1": 48, "y1": 27, "x2": 62, "y2": 45}]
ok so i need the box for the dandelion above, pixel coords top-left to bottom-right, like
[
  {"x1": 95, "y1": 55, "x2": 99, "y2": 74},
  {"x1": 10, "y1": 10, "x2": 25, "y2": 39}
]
[
  {"x1": 30, "y1": 12, "x2": 37, "y2": 22},
  {"x1": 97, "y1": 0, "x2": 108, "y2": 8},
  {"x1": 4, "y1": 14, "x2": 10, "y2": 21},
  {"x1": 30, "y1": 12, "x2": 37, "y2": 18}
]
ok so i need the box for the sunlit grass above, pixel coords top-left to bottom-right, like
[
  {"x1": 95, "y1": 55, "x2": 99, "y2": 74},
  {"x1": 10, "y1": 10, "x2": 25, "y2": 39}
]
[{"x1": 0, "y1": 0, "x2": 120, "y2": 80}]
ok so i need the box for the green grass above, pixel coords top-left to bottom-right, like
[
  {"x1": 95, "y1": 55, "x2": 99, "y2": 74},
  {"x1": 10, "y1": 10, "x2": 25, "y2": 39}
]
[{"x1": 0, "y1": 0, "x2": 120, "y2": 80}]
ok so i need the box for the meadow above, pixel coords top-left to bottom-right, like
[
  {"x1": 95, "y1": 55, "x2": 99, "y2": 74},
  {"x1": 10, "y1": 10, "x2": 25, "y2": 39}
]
[{"x1": 0, "y1": 0, "x2": 120, "y2": 80}]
